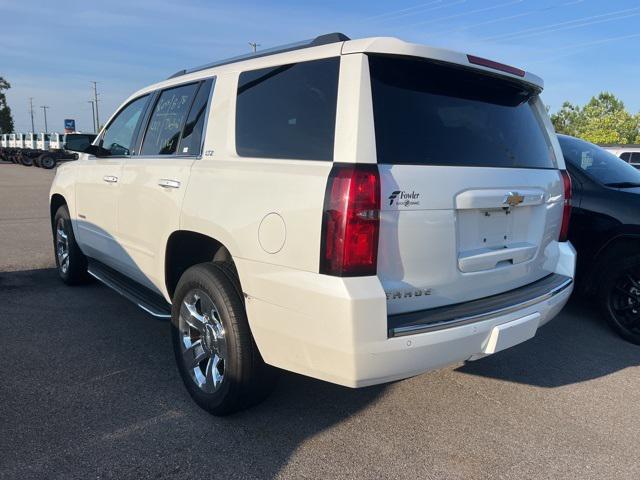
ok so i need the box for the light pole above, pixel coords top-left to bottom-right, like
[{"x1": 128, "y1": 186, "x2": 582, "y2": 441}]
[
  {"x1": 91, "y1": 81, "x2": 100, "y2": 130},
  {"x1": 40, "y1": 105, "x2": 49, "y2": 133},
  {"x1": 249, "y1": 42, "x2": 260, "y2": 53},
  {"x1": 87, "y1": 100, "x2": 96, "y2": 133}
]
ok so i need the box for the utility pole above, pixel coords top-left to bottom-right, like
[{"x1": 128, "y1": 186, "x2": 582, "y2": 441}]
[
  {"x1": 91, "y1": 81, "x2": 100, "y2": 130},
  {"x1": 249, "y1": 42, "x2": 260, "y2": 53},
  {"x1": 87, "y1": 100, "x2": 96, "y2": 133},
  {"x1": 40, "y1": 106, "x2": 49, "y2": 133},
  {"x1": 28, "y1": 98, "x2": 35, "y2": 132}
]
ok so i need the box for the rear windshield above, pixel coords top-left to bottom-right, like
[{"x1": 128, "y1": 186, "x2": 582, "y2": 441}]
[
  {"x1": 368, "y1": 55, "x2": 556, "y2": 169},
  {"x1": 558, "y1": 135, "x2": 640, "y2": 186}
]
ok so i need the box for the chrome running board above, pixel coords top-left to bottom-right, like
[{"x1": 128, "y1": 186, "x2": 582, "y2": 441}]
[{"x1": 88, "y1": 259, "x2": 172, "y2": 319}]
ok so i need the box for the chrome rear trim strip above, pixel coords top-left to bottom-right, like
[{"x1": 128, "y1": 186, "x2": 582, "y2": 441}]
[{"x1": 389, "y1": 277, "x2": 572, "y2": 338}]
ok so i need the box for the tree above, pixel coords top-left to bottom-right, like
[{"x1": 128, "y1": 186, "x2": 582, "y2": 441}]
[
  {"x1": 551, "y1": 101, "x2": 582, "y2": 137},
  {"x1": 550, "y1": 92, "x2": 640, "y2": 145},
  {"x1": 0, "y1": 77, "x2": 14, "y2": 134},
  {"x1": 580, "y1": 93, "x2": 638, "y2": 145}
]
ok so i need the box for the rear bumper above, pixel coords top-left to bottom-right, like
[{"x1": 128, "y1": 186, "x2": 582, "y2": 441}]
[
  {"x1": 388, "y1": 273, "x2": 572, "y2": 337},
  {"x1": 236, "y1": 241, "x2": 576, "y2": 388}
]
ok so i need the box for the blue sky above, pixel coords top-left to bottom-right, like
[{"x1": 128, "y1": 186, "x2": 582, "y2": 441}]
[{"x1": 2, "y1": 0, "x2": 639, "y2": 133}]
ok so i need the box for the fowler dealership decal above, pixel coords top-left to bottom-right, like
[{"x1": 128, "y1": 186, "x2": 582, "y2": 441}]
[{"x1": 388, "y1": 190, "x2": 420, "y2": 207}]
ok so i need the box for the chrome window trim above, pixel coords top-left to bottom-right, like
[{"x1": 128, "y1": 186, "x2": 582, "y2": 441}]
[{"x1": 121, "y1": 76, "x2": 216, "y2": 162}]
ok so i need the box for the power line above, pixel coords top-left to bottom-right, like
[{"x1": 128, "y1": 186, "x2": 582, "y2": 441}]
[
  {"x1": 527, "y1": 32, "x2": 640, "y2": 64},
  {"x1": 362, "y1": 0, "x2": 466, "y2": 24},
  {"x1": 40, "y1": 106, "x2": 49, "y2": 133},
  {"x1": 410, "y1": 0, "x2": 524, "y2": 28},
  {"x1": 483, "y1": 6, "x2": 640, "y2": 42},
  {"x1": 423, "y1": 0, "x2": 585, "y2": 37},
  {"x1": 360, "y1": 0, "x2": 444, "y2": 22}
]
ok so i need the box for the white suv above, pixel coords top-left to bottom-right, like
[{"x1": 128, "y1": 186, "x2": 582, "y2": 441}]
[{"x1": 51, "y1": 33, "x2": 576, "y2": 415}]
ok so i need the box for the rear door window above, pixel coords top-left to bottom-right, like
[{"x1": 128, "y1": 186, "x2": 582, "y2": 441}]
[
  {"x1": 368, "y1": 55, "x2": 556, "y2": 169},
  {"x1": 141, "y1": 83, "x2": 199, "y2": 156},
  {"x1": 621, "y1": 152, "x2": 632, "y2": 162},
  {"x1": 235, "y1": 57, "x2": 340, "y2": 160},
  {"x1": 178, "y1": 78, "x2": 214, "y2": 156},
  {"x1": 630, "y1": 153, "x2": 640, "y2": 165}
]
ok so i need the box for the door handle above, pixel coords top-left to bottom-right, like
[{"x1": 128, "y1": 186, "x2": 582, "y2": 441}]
[
  {"x1": 158, "y1": 179, "x2": 181, "y2": 189},
  {"x1": 103, "y1": 175, "x2": 118, "y2": 183}
]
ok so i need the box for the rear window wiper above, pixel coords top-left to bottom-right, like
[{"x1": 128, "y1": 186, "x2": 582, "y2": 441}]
[{"x1": 604, "y1": 182, "x2": 640, "y2": 188}]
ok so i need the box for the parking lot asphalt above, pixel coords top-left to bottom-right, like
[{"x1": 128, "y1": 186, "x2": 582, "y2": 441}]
[{"x1": 1, "y1": 162, "x2": 639, "y2": 480}]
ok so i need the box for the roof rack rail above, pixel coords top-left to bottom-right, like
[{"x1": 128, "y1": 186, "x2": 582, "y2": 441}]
[{"x1": 167, "y1": 32, "x2": 350, "y2": 79}]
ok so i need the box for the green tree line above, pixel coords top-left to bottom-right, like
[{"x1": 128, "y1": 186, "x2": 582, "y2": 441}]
[
  {"x1": 551, "y1": 92, "x2": 640, "y2": 145},
  {"x1": 0, "y1": 76, "x2": 15, "y2": 134}
]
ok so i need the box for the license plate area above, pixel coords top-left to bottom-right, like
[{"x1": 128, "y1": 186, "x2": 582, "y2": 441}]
[
  {"x1": 459, "y1": 208, "x2": 514, "y2": 250},
  {"x1": 456, "y1": 206, "x2": 540, "y2": 273}
]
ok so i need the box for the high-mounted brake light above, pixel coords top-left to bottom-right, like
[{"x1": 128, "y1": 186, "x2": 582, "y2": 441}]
[
  {"x1": 320, "y1": 163, "x2": 380, "y2": 277},
  {"x1": 559, "y1": 170, "x2": 572, "y2": 242},
  {"x1": 467, "y1": 54, "x2": 525, "y2": 78}
]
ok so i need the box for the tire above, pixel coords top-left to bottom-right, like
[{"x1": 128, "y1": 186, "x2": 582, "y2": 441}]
[
  {"x1": 598, "y1": 254, "x2": 640, "y2": 345},
  {"x1": 39, "y1": 154, "x2": 56, "y2": 169},
  {"x1": 53, "y1": 205, "x2": 90, "y2": 285},
  {"x1": 19, "y1": 155, "x2": 33, "y2": 166},
  {"x1": 171, "y1": 262, "x2": 277, "y2": 415}
]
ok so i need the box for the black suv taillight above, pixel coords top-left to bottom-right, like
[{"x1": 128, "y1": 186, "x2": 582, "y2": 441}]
[
  {"x1": 320, "y1": 163, "x2": 381, "y2": 276},
  {"x1": 559, "y1": 170, "x2": 572, "y2": 242}
]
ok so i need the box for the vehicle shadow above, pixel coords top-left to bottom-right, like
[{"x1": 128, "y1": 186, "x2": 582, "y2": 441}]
[
  {"x1": 0, "y1": 267, "x2": 385, "y2": 479},
  {"x1": 456, "y1": 293, "x2": 640, "y2": 387}
]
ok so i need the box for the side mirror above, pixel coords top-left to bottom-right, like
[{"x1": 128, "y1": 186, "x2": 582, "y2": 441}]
[{"x1": 64, "y1": 143, "x2": 110, "y2": 157}]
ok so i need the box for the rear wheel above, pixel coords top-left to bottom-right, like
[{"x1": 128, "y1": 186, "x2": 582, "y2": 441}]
[
  {"x1": 53, "y1": 205, "x2": 89, "y2": 285},
  {"x1": 171, "y1": 262, "x2": 277, "y2": 415},
  {"x1": 599, "y1": 255, "x2": 640, "y2": 345},
  {"x1": 39, "y1": 154, "x2": 56, "y2": 169},
  {"x1": 19, "y1": 154, "x2": 33, "y2": 166}
]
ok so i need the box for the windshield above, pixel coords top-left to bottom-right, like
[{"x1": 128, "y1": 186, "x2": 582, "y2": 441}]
[
  {"x1": 368, "y1": 54, "x2": 556, "y2": 169},
  {"x1": 558, "y1": 135, "x2": 640, "y2": 186}
]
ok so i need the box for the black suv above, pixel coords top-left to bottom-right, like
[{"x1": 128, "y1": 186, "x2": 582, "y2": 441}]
[{"x1": 559, "y1": 134, "x2": 640, "y2": 344}]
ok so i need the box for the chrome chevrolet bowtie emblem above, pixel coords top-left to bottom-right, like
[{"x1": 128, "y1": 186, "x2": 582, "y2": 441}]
[{"x1": 504, "y1": 192, "x2": 524, "y2": 208}]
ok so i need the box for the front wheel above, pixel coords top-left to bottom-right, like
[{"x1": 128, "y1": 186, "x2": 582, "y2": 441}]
[
  {"x1": 53, "y1": 205, "x2": 89, "y2": 284},
  {"x1": 171, "y1": 262, "x2": 277, "y2": 415},
  {"x1": 599, "y1": 255, "x2": 640, "y2": 345}
]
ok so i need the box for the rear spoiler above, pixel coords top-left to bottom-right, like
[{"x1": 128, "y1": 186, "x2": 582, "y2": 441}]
[{"x1": 342, "y1": 37, "x2": 543, "y2": 91}]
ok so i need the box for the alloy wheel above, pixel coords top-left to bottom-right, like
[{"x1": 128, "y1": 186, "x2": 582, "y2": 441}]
[
  {"x1": 609, "y1": 270, "x2": 640, "y2": 334},
  {"x1": 56, "y1": 218, "x2": 70, "y2": 274},
  {"x1": 178, "y1": 289, "x2": 228, "y2": 393}
]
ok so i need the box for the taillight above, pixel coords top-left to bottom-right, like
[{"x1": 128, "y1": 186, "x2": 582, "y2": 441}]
[
  {"x1": 320, "y1": 163, "x2": 380, "y2": 276},
  {"x1": 559, "y1": 170, "x2": 572, "y2": 242}
]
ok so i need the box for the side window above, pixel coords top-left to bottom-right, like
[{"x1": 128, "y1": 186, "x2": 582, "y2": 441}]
[
  {"x1": 101, "y1": 95, "x2": 149, "y2": 156},
  {"x1": 141, "y1": 83, "x2": 199, "y2": 156},
  {"x1": 620, "y1": 152, "x2": 632, "y2": 162},
  {"x1": 235, "y1": 57, "x2": 340, "y2": 160},
  {"x1": 630, "y1": 153, "x2": 640, "y2": 165},
  {"x1": 178, "y1": 78, "x2": 214, "y2": 156}
]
